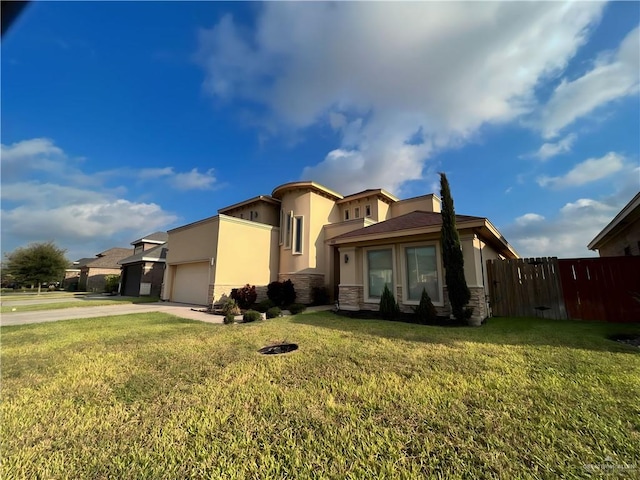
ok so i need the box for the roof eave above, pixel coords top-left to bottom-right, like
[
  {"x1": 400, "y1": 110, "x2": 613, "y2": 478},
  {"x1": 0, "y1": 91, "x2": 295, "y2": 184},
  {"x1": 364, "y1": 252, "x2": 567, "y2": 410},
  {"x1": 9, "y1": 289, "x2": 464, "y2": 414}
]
[{"x1": 587, "y1": 192, "x2": 640, "y2": 250}]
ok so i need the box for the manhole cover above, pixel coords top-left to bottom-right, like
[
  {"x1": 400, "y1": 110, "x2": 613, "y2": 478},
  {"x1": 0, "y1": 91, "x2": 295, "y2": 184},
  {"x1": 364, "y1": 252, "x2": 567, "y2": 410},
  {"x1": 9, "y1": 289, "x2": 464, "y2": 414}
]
[{"x1": 258, "y1": 343, "x2": 298, "y2": 355}]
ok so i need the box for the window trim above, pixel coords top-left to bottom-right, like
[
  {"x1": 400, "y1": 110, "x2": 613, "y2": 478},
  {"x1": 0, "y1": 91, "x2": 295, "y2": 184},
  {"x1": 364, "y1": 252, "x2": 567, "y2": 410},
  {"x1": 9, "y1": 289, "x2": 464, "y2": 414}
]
[
  {"x1": 401, "y1": 241, "x2": 443, "y2": 306},
  {"x1": 354, "y1": 207, "x2": 360, "y2": 219},
  {"x1": 363, "y1": 245, "x2": 396, "y2": 303},
  {"x1": 293, "y1": 215, "x2": 303, "y2": 255},
  {"x1": 344, "y1": 209, "x2": 350, "y2": 221},
  {"x1": 365, "y1": 204, "x2": 371, "y2": 217}
]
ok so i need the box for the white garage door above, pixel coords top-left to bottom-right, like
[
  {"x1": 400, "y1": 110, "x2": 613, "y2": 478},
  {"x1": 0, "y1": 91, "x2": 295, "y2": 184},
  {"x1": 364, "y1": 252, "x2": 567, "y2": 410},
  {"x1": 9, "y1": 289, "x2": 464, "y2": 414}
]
[{"x1": 172, "y1": 262, "x2": 210, "y2": 305}]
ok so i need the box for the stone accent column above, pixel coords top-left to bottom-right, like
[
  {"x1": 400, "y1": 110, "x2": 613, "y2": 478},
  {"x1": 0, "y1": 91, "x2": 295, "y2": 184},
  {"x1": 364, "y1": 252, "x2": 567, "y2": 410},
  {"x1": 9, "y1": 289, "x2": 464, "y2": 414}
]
[
  {"x1": 338, "y1": 284, "x2": 363, "y2": 310},
  {"x1": 467, "y1": 287, "x2": 488, "y2": 325}
]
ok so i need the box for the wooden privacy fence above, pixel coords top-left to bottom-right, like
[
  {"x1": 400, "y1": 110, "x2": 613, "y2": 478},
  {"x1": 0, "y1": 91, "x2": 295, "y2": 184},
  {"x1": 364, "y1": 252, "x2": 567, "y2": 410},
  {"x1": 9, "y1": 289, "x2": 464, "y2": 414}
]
[
  {"x1": 487, "y1": 256, "x2": 640, "y2": 322},
  {"x1": 486, "y1": 257, "x2": 566, "y2": 320}
]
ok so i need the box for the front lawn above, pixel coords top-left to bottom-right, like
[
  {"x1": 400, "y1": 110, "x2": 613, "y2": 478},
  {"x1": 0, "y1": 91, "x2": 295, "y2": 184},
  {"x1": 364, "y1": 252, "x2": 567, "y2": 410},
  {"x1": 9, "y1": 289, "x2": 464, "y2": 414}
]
[
  {"x1": 2, "y1": 313, "x2": 638, "y2": 478},
  {"x1": 0, "y1": 295, "x2": 160, "y2": 313}
]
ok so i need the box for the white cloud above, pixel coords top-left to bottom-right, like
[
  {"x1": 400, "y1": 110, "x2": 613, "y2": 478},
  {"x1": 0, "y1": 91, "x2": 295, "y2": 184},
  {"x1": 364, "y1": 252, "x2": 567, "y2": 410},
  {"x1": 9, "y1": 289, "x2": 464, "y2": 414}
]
[
  {"x1": 502, "y1": 173, "x2": 639, "y2": 258},
  {"x1": 1, "y1": 138, "x2": 66, "y2": 180},
  {"x1": 537, "y1": 152, "x2": 625, "y2": 189},
  {"x1": 1, "y1": 137, "x2": 62, "y2": 161},
  {"x1": 515, "y1": 213, "x2": 545, "y2": 226},
  {"x1": 539, "y1": 26, "x2": 640, "y2": 139},
  {"x1": 139, "y1": 167, "x2": 174, "y2": 179},
  {"x1": 196, "y1": 2, "x2": 605, "y2": 194},
  {"x1": 0, "y1": 138, "x2": 179, "y2": 260},
  {"x1": 171, "y1": 168, "x2": 217, "y2": 191},
  {"x1": 529, "y1": 134, "x2": 577, "y2": 161}
]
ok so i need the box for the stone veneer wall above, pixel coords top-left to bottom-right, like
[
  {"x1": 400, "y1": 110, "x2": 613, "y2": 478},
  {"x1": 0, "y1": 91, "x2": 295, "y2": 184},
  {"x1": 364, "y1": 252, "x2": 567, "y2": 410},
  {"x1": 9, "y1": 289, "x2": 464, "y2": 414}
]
[
  {"x1": 278, "y1": 273, "x2": 325, "y2": 304},
  {"x1": 340, "y1": 284, "x2": 488, "y2": 320},
  {"x1": 338, "y1": 285, "x2": 364, "y2": 310},
  {"x1": 210, "y1": 284, "x2": 270, "y2": 306}
]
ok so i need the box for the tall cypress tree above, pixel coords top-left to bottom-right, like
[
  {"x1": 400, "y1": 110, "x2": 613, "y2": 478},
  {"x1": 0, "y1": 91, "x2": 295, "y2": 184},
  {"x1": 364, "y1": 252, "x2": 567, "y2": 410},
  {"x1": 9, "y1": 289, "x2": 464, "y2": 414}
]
[{"x1": 439, "y1": 173, "x2": 471, "y2": 321}]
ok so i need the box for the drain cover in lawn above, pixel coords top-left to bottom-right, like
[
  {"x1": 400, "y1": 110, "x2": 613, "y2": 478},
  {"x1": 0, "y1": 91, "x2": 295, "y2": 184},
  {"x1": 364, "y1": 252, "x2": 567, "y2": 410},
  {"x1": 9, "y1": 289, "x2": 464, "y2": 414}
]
[{"x1": 258, "y1": 343, "x2": 298, "y2": 355}]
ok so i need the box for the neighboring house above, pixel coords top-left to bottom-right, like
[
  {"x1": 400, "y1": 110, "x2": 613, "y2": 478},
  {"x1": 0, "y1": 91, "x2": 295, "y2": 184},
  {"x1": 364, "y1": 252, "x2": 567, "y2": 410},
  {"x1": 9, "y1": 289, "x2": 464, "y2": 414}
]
[
  {"x1": 63, "y1": 257, "x2": 93, "y2": 290},
  {"x1": 162, "y1": 181, "x2": 518, "y2": 321},
  {"x1": 78, "y1": 248, "x2": 133, "y2": 292},
  {"x1": 118, "y1": 232, "x2": 168, "y2": 297},
  {"x1": 588, "y1": 192, "x2": 640, "y2": 257}
]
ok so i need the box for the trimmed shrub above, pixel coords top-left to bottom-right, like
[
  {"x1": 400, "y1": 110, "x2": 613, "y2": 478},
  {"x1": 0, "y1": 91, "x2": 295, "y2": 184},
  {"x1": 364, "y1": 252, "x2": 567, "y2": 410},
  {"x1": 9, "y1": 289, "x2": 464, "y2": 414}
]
[
  {"x1": 254, "y1": 299, "x2": 276, "y2": 313},
  {"x1": 412, "y1": 288, "x2": 438, "y2": 324},
  {"x1": 379, "y1": 284, "x2": 400, "y2": 320},
  {"x1": 288, "y1": 303, "x2": 306, "y2": 315},
  {"x1": 223, "y1": 313, "x2": 235, "y2": 325},
  {"x1": 222, "y1": 298, "x2": 241, "y2": 316},
  {"x1": 230, "y1": 284, "x2": 257, "y2": 309},
  {"x1": 104, "y1": 275, "x2": 120, "y2": 294},
  {"x1": 243, "y1": 310, "x2": 262, "y2": 323},
  {"x1": 311, "y1": 286, "x2": 330, "y2": 306},
  {"x1": 266, "y1": 307, "x2": 282, "y2": 319},
  {"x1": 267, "y1": 280, "x2": 296, "y2": 307}
]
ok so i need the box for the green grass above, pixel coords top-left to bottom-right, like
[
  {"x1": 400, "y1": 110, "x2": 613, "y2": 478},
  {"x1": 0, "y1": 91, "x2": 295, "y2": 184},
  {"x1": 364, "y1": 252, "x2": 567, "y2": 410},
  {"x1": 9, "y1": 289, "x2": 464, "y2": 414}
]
[
  {"x1": 0, "y1": 292, "x2": 89, "y2": 301},
  {"x1": 2, "y1": 313, "x2": 638, "y2": 479},
  {"x1": 0, "y1": 296, "x2": 159, "y2": 313}
]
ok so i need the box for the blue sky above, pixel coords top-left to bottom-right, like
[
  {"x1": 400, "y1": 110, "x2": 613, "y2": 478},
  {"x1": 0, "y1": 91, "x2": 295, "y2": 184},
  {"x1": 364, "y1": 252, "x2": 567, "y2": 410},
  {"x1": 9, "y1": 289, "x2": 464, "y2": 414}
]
[{"x1": 2, "y1": 1, "x2": 639, "y2": 261}]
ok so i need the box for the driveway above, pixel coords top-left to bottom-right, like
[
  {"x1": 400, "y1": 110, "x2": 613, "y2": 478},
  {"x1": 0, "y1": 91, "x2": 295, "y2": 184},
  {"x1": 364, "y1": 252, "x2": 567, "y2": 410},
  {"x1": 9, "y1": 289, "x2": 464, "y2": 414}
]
[{"x1": 0, "y1": 302, "x2": 224, "y2": 327}]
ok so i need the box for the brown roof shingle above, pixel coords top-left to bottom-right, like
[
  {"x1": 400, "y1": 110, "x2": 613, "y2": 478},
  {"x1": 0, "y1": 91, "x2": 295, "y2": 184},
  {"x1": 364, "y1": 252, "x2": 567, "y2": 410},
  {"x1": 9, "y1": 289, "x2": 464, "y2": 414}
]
[
  {"x1": 333, "y1": 211, "x2": 484, "y2": 240},
  {"x1": 84, "y1": 248, "x2": 134, "y2": 269}
]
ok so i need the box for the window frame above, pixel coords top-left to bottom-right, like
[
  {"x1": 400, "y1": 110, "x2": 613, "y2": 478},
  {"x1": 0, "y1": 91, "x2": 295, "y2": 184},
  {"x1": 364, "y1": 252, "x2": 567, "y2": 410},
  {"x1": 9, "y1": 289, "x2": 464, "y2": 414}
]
[
  {"x1": 363, "y1": 245, "x2": 396, "y2": 303},
  {"x1": 344, "y1": 209, "x2": 350, "y2": 221},
  {"x1": 365, "y1": 204, "x2": 371, "y2": 217},
  {"x1": 401, "y1": 241, "x2": 443, "y2": 306},
  {"x1": 293, "y1": 215, "x2": 303, "y2": 255},
  {"x1": 354, "y1": 207, "x2": 360, "y2": 219}
]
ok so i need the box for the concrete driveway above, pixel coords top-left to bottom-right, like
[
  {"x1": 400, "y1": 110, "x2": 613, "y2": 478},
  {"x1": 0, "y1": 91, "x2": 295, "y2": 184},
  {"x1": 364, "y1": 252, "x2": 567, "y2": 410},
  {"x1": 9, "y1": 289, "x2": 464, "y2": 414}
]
[{"x1": 0, "y1": 302, "x2": 224, "y2": 327}]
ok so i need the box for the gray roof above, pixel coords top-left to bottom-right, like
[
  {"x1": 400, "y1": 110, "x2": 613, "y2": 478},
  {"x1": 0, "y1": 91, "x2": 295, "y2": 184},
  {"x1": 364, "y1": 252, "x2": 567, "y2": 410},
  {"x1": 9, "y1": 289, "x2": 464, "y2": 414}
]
[
  {"x1": 118, "y1": 244, "x2": 168, "y2": 265},
  {"x1": 130, "y1": 231, "x2": 168, "y2": 245}
]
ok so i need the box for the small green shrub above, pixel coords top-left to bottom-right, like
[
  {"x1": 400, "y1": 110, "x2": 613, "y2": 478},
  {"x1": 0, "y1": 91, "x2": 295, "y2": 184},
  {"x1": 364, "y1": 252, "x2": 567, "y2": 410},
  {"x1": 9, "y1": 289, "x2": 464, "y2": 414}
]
[
  {"x1": 104, "y1": 275, "x2": 120, "y2": 294},
  {"x1": 243, "y1": 310, "x2": 262, "y2": 323},
  {"x1": 311, "y1": 286, "x2": 330, "y2": 305},
  {"x1": 254, "y1": 299, "x2": 276, "y2": 313},
  {"x1": 230, "y1": 284, "x2": 257, "y2": 309},
  {"x1": 379, "y1": 284, "x2": 400, "y2": 320},
  {"x1": 266, "y1": 307, "x2": 282, "y2": 319},
  {"x1": 267, "y1": 280, "x2": 296, "y2": 307},
  {"x1": 222, "y1": 299, "x2": 241, "y2": 316},
  {"x1": 412, "y1": 288, "x2": 438, "y2": 324},
  {"x1": 223, "y1": 313, "x2": 235, "y2": 325},
  {"x1": 288, "y1": 303, "x2": 306, "y2": 315}
]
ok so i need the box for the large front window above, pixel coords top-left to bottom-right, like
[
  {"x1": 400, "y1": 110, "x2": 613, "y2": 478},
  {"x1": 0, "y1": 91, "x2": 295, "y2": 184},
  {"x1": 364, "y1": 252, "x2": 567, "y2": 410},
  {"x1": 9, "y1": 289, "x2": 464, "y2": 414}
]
[
  {"x1": 405, "y1": 246, "x2": 439, "y2": 302},
  {"x1": 367, "y1": 249, "x2": 393, "y2": 299}
]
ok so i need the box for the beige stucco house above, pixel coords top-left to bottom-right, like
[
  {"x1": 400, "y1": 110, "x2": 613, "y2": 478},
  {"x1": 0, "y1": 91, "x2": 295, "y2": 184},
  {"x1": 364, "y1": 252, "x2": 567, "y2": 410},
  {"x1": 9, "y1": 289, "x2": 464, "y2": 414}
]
[
  {"x1": 588, "y1": 192, "x2": 640, "y2": 257},
  {"x1": 162, "y1": 181, "x2": 518, "y2": 321}
]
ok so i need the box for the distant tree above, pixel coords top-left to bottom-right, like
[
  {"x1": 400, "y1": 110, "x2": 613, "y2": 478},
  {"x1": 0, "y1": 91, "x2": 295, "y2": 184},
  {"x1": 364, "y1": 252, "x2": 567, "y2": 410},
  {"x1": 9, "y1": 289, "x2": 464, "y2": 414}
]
[
  {"x1": 439, "y1": 173, "x2": 471, "y2": 322},
  {"x1": 4, "y1": 242, "x2": 68, "y2": 294}
]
